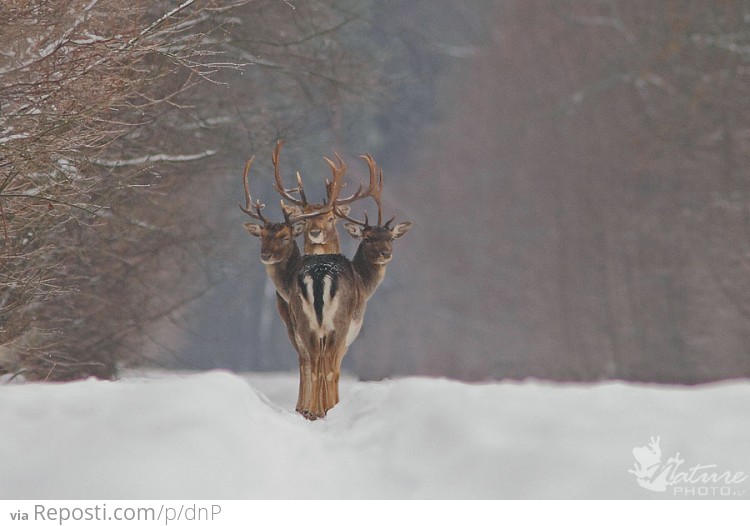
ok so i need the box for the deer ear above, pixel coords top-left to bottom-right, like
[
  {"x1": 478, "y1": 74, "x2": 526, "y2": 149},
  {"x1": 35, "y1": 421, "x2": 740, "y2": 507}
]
[
  {"x1": 292, "y1": 222, "x2": 305, "y2": 237},
  {"x1": 391, "y1": 221, "x2": 413, "y2": 239},
  {"x1": 344, "y1": 222, "x2": 364, "y2": 239},
  {"x1": 243, "y1": 223, "x2": 264, "y2": 237}
]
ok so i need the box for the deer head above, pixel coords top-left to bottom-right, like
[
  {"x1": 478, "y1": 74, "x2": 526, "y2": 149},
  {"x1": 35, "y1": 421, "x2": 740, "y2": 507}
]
[
  {"x1": 339, "y1": 154, "x2": 412, "y2": 265},
  {"x1": 343, "y1": 219, "x2": 412, "y2": 265},
  {"x1": 239, "y1": 156, "x2": 300, "y2": 266},
  {"x1": 240, "y1": 152, "x2": 347, "y2": 266},
  {"x1": 272, "y1": 140, "x2": 361, "y2": 254}
]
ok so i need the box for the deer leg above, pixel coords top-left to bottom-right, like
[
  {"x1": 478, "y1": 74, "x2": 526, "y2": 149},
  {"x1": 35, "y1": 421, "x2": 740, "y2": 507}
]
[
  {"x1": 296, "y1": 361, "x2": 304, "y2": 414},
  {"x1": 306, "y1": 336, "x2": 338, "y2": 419},
  {"x1": 330, "y1": 342, "x2": 349, "y2": 407},
  {"x1": 296, "y1": 354, "x2": 313, "y2": 417},
  {"x1": 327, "y1": 351, "x2": 338, "y2": 410},
  {"x1": 294, "y1": 330, "x2": 315, "y2": 418},
  {"x1": 312, "y1": 355, "x2": 329, "y2": 420},
  {"x1": 316, "y1": 336, "x2": 342, "y2": 415},
  {"x1": 321, "y1": 350, "x2": 334, "y2": 414},
  {"x1": 303, "y1": 338, "x2": 325, "y2": 420},
  {"x1": 332, "y1": 344, "x2": 346, "y2": 406},
  {"x1": 279, "y1": 295, "x2": 311, "y2": 416},
  {"x1": 301, "y1": 341, "x2": 347, "y2": 417},
  {"x1": 318, "y1": 351, "x2": 329, "y2": 417}
]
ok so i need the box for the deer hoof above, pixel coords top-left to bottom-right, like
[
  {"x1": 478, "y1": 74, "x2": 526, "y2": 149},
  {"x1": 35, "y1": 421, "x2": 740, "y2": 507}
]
[{"x1": 296, "y1": 408, "x2": 322, "y2": 421}]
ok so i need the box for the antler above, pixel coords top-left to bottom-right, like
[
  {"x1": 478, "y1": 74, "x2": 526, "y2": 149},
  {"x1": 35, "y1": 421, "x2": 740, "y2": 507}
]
[
  {"x1": 323, "y1": 153, "x2": 362, "y2": 206},
  {"x1": 284, "y1": 154, "x2": 347, "y2": 225},
  {"x1": 272, "y1": 140, "x2": 308, "y2": 207},
  {"x1": 238, "y1": 156, "x2": 269, "y2": 223},
  {"x1": 336, "y1": 153, "x2": 390, "y2": 227}
]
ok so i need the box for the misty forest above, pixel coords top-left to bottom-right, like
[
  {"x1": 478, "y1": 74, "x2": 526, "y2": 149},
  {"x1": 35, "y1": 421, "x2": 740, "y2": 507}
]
[{"x1": 3, "y1": 0, "x2": 750, "y2": 387}]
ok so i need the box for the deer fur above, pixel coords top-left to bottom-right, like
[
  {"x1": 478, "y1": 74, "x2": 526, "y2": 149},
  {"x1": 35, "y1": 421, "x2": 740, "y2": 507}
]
[{"x1": 286, "y1": 220, "x2": 412, "y2": 418}]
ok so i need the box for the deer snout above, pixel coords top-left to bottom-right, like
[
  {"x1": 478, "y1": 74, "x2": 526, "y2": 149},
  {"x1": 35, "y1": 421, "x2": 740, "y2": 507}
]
[
  {"x1": 379, "y1": 249, "x2": 392, "y2": 260},
  {"x1": 260, "y1": 251, "x2": 272, "y2": 262}
]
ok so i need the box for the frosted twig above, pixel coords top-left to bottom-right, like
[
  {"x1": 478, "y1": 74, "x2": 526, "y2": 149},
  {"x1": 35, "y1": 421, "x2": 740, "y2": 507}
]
[{"x1": 91, "y1": 149, "x2": 217, "y2": 167}]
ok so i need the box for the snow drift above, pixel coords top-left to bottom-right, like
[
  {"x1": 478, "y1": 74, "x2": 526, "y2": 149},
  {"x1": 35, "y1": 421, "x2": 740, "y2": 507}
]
[{"x1": 0, "y1": 371, "x2": 748, "y2": 499}]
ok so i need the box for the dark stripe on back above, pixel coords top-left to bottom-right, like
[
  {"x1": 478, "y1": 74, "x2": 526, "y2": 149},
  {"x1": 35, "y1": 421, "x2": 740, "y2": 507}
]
[
  {"x1": 298, "y1": 254, "x2": 347, "y2": 326},
  {"x1": 312, "y1": 274, "x2": 325, "y2": 325}
]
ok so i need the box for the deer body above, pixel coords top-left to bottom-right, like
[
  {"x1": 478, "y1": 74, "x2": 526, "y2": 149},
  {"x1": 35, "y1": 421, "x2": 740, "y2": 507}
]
[
  {"x1": 287, "y1": 220, "x2": 412, "y2": 419},
  {"x1": 285, "y1": 254, "x2": 359, "y2": 416},
  {"x1": 241, "y1": 145, "x2": 412, "y2": 420},
  {"x1": 240, "y1": 149, "x2": 348, "y2": 417},
  {"x1": 269, "y1": 141, "x2": 363, "y2": 417},
  {"x1": 243, "y1": 220, "x2": 311, "y2": 412}
]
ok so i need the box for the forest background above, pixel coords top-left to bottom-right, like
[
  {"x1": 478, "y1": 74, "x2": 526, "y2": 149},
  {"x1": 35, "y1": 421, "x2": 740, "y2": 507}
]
[{"x1": 2, "y1": 1, "x2": 749, "y2": 385}]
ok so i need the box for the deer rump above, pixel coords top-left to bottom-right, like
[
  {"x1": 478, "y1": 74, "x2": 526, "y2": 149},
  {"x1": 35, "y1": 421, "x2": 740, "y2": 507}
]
[
  {"x1": 288, "y1": 254, "x2": 365, "y2": 417},
  {"x1": 290, "y1": 254, "x2": 364, "y2": 354}
]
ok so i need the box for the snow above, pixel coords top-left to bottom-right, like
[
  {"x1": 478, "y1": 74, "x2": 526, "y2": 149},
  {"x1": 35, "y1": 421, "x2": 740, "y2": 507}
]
[
  {"x1": 0, "y1": 370, "x2": 748, "y2": 499},
  {"x1": 0, "y1": 133, "x2": 30, "y2": 144}
]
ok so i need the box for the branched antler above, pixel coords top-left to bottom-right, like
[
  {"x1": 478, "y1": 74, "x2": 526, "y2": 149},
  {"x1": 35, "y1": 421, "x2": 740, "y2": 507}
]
[
  {"x1": 280, "y1": 153, "x2": 345, "y2": 224},
  {"x1": 272, "y1": 140, "x2": 307, "y2": 207},
  {"x1": 238, "y1": 156, "x2": 268, "y2": 223},
  {"x1": 241, "y1": 145, "x2": 351, "y2": 226},
  {"x1": 336, "y1": 153, "x2": 393, "y2": 227},
  {"x1": 324, "y1": 153, "x2": 363, "y2": 206}
]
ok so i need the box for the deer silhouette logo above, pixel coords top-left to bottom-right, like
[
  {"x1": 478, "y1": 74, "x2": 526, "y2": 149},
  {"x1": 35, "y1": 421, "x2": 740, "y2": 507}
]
[{"x1": 628, "y1": 436, "x2": 685, "y2": 492}]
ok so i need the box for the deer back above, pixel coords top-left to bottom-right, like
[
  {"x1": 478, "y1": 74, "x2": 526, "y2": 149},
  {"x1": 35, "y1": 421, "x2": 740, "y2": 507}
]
[{"x1": 289, "y1": 254, "x2": 363, "y2": 350}]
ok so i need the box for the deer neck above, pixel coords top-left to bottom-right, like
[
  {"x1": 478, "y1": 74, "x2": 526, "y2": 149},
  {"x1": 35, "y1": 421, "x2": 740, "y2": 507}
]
[
  {"x1": 352, "y1": 244, "x2": 388, "y2": 299},
  {"x1": 304, "y1": 237, "x2": 340, "y2": 255},
  {"x1": 265, "y1": 244, "x2": 302, "y2": 302}
]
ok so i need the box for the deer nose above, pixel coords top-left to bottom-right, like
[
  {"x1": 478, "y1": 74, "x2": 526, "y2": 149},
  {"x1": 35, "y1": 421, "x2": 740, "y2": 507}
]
[
  {"x1": 380, "y1": 250, "x2": 392, "y2": 259},
  {"x1": 260, "y1": 251, "x2": 272, "y2": 262},
  {"x1": 309, "y1": 229, "x2": 322, "y2": 237}
]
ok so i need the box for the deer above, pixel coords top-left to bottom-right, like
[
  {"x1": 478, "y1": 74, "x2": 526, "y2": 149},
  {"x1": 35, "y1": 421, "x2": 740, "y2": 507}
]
[
  {"x1": 338, "y1": 154, "x2": 413, "y2": 300},
  {"x1": 239, "y1": 151, "x2": 348, "y2": 418},
  {"x1": 286, "y1": 153, "x2": 412, "y2": 419},
  {"x1": 271, "y1": 140, "x2": 364, "y2": 255}
]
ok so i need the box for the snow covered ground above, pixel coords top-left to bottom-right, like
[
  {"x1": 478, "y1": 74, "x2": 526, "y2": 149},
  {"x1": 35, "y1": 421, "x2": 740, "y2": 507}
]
[{"x1": 0, "y1": 370, "x2": 748, "y2": 499}]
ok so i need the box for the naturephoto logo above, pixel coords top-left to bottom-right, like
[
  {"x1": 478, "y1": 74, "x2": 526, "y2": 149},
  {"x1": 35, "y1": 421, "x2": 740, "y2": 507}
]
[{"x1": 628, "y1": 436, "x2": 747, "y2": 497}]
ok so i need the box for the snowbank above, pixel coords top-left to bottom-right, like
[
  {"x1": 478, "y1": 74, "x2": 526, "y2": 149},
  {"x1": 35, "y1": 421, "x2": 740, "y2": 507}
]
[{"x1": 0, "y1": 371, "x2": 748, "y2": 499}]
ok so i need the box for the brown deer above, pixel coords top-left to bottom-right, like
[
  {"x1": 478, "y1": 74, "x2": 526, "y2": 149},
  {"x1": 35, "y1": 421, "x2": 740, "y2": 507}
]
[
  {"x1": 239, "y1": 153, "x2": 347, "y2": 417},
  {"x1": 271, "y1": 140, "x2": 363, "y2": 255},
  {"x1": 339, "y1": 154, "x2": 413, "y2": 299},
  {"x1": 287, "y1": 154, "x2": 412, "y2": 419}
]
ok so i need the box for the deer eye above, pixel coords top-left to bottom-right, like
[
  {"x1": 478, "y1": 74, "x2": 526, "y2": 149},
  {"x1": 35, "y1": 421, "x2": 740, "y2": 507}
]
[{"x1": 328, "y1": 217, "x2": 334, "y2": 223}]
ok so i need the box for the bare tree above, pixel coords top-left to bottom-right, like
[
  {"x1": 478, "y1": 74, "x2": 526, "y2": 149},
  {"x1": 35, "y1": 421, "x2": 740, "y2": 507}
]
[
  {"x1": 1, "y1": 0, "x2": 387, "y2": 381},
  {"x1": 0, "y1": 0, "x2": 247, "y2": 379}
]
